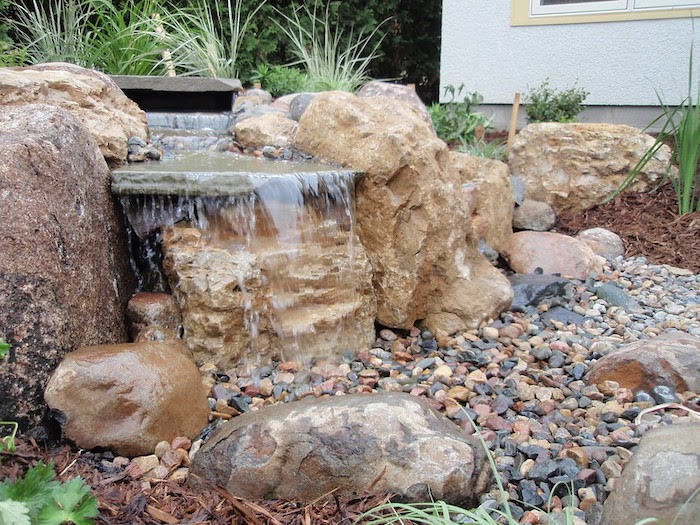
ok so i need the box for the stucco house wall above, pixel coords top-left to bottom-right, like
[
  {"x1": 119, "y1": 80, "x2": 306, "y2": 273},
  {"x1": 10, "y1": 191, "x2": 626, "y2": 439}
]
[{"x1": 440, "y1": 0, "x2": 700, "y2": 128}]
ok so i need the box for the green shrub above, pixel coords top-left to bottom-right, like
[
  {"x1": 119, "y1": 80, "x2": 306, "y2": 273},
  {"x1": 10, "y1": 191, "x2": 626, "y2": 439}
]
[
  {"x1": 524, "y1": 79, "x2": 589, "y2": 123},
  {"x1": 250, "y1": 64, "x2": 309, "y2": 97},
  {"x1": 428, "y1": 84, "x2": 491, "y2": 144}
]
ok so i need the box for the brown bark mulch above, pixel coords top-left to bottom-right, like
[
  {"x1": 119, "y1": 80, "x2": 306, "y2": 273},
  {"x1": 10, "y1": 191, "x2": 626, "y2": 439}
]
[
  {"x1": 555, "y1": 181, "x2": 700, "y2": 274},
  {"x1": 0, "y1": 436, "x2": 391, "y2": 525}
]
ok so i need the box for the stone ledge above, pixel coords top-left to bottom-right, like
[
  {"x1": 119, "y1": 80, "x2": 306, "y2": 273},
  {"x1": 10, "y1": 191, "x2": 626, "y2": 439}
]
[{"x1": 110, "y1": 75, "x2": 243, "y2": 93}]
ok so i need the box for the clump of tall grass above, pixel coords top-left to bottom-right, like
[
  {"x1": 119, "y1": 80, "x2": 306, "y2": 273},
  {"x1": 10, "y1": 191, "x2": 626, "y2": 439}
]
[
  {"x1": 273, "y1": 2, "x2": 388, "y2": 92},
  {"x1": 144, "y1": 0, "x2": 266, "y2": 78},
  {"x1": 604, "y1": 47, "x2": 699, "y2": 215}
]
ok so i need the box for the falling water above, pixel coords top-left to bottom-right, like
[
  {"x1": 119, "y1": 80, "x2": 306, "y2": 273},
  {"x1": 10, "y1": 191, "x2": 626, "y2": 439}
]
[{"x1": 113, "y1": 151, "x2": 375, "y2": 369}]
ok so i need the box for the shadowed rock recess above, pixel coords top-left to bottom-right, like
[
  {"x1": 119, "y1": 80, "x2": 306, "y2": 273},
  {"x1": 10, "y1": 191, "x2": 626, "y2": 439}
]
[{"x1": 293, "y1": 91, "x2": 514, "y2": 333}]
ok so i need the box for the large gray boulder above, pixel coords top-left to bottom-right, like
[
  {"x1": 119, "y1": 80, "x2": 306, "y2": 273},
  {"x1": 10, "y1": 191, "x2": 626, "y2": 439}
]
[
  {"x1": 509, "y1": 123, "x2": 671, "y2": 213},
  {"x1": 293, "y1": 91, "x2": 513, "y2": 332},
  {"x1": 44, "y1": 341, "x2": 210, "y2": 457},
  {"x1": 0, "y1": 104, "x2": 133, "y2": 429},
  {"x1": 189, "y1": 392, "x2": 490, "y2": 505},
  {"x1": 601, "y1": 424, "x2": 700, "y2": 525}
]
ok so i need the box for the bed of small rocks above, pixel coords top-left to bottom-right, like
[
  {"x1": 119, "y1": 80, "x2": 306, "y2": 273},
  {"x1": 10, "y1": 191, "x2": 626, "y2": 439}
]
[{"x1": 88, "y1": 254, "x2": 698, "y2": 524}]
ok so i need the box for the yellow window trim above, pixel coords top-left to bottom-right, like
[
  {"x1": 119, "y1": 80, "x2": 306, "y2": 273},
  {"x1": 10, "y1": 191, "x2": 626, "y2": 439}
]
[{"x1": 512, "y1": 0, "x2": 699, "y2": 26}]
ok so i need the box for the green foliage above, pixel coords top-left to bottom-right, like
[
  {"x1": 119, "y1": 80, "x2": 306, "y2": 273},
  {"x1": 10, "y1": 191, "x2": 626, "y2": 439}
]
[
  {"x1": 0, "y1": 462, "x2": 98, "y2": 525},
  {"x1": 273, "y1": 2, "x2": 388, "y2": 92},
  {"x1": 0, "y1": 339, "x2": 10, "y2": 360},
  {"x1": 603, "y1": 48, "x2": 700, "y2": 215},
  {"x1": 250, "y1": 64, "x2": 309, "y2": 97},
  {"x1": 0, "y1": 42, "x2": 27, "y2": 66},
  {"x1": 81, "y1": 0, "x2": 163, "y2": 75},
  {"x1": 8, "y1": 0, "x2": 94, "y2": 65},
  {"x1": 0, "y1": 421, "x2": 18, "y2": 457},
  {"x1": 524, "y1": 79, "x2": 589, "y2": 123},
  {"x1": 429, "y1": 84, "x2": 491, "y2": 144},
  {"x1": 458, "y1": 138, "x2": 507, "y2": 161}
]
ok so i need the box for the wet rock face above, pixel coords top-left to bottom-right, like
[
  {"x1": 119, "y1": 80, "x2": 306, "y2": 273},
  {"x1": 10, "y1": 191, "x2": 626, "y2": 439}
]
[
  {"x1": 44, "y1": 341, "x2": 210, "y2": 457},
  {"x1": 189, "y1": 393, "x2": 490, "y2": 505},
  {"x1": 587, "y1": 332, "x2": 700, "y2": 393},
  {"x1": 601, "y1": 423, "x2": 700, "y2": 525},
  {"x1": 0, "y1": 104, "x2": 132, "y2": 429},
  {"x1": 509, "y1": 123, "x2": 671, "y2": 213},
  {"x1": 126, "y1": 292, "x2": 183, "y2": 342},
  {"x1": 0, "y1": 63, "x2": 147, "y2": 165},
  {"x1": 293, "y1": 91, "x2": 513, "y2": 332}
]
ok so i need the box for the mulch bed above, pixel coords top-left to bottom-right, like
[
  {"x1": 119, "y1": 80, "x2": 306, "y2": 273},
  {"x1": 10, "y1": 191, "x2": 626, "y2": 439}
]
[
  {"x1": 555, "y1": 181, "x2": 700, "y2": 274},
  {"x1": 0, "y1": 437, "x2": 390, "y2": 525}
]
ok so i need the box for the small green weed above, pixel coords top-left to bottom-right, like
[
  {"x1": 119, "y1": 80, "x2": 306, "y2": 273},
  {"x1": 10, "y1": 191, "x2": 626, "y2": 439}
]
[
  {"x1": 457, "y1": 138, "x2": 507, "y2": 161},
  {"x1": 429, "y1": 84, "x2": 491, "y2": 145},
  {"x1": 0, "y1": 461, "x2": 99, "y2": 525},
  {"x1": 0, "y1": 338, "x2": 9, "y2": 360},
  {"x1": 0, "y1": 421, "x2": 18, "y2": 457},
  {"x1": 524, "y1": 79, "x2": 589, "y2": 123}
]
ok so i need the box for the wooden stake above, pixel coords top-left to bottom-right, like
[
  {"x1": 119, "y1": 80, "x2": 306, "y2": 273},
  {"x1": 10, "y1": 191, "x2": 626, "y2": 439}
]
[{"x1": 507, "y1": 92, "x2": 521, "y2": 153}]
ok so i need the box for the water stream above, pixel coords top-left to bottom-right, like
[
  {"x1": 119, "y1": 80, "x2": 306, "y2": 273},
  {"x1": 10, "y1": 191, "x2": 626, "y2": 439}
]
[{"x1": 113, "y1": 147, "x2": 374, "y2": 369}]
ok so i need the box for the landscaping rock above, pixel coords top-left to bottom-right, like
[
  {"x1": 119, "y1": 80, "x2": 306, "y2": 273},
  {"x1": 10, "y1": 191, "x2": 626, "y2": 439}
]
[
  {"x1": 288, "y1": 93, "x2": 317, "y2": 121},
  {"x1": 509, "y1": 123, "x2": 671, "y2": 213},
  {"x1": 357, "y1": 80, "x2": 435, "y2": 132},
  {"x1": 189, "y1": 393, "x2": 490, "y2": 505},
  {"x1": 126, "y1": 292, "x2": 182, "y2": 342},
  {"x1": 233, "y1": 112, "x2": 298, "y2": 149},
  {"x1": 576, "y1": 228, "x2": 625, "y2": 258},
  {"x1": 601, "y1": 423, "x2": 700, "y2": 525},
  {"x1": 501, "y1": 231, "x2": 604, "y2": 279},
  {"x1": 0, "y1": 104, "x2": 132, "y2": 429},
  {"x1": 513, "y1": 199, "x2": 557, "y2": 231},
  {"x1": 44, "y1": 341, "x2": 210, "y2": 457},
  {"x1": 294, "y1": 91, "x2": 512, "y2": 331},
  {"x1": 587, "y1": 332, "x2": 700, "y2": 393},
  {"x1": 508, "y1": 274, "x2": 573, "y2": 311},
  {"x1": 0, "y1": 63, "x2": 147, "y2": 165},
  {"x1": 448, "y1": 151, "x2": 513, "y2": 251}
]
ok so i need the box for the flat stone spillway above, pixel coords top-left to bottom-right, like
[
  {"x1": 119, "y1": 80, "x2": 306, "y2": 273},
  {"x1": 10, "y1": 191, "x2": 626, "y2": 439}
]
[{"x1": 111, "y1": 151, "x2": 361, "y2": 197}]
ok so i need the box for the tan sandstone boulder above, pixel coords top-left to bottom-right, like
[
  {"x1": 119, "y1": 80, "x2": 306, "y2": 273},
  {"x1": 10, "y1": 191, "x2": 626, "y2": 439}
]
[
  {"x1": 447, "y1": 151, "x2": 513, "y2": 251},
  {"x1": 501, "y1": 231, "x2": 604, "y2": 279},
  {"x1": 233, "y1": 112, "x2": 298, "y2": 149},
  {"x1": 44, "y1": 341, "x2": 210, "y2": 457},
  {"x1": 294, "y1": 91, "x2": 513, "y2": 332},
  {"x1": 0, "y1": 104, "x2": 133, "y2": 429},
  {"x1": 189, "y1": 392, "x2": 490, "y2": 505},
  {"x1": 0, "y1": 63, "x2": 147, "y2": 165},
  {"x1": 509, "y1": 123, "x2": 671, "y2": 213}
]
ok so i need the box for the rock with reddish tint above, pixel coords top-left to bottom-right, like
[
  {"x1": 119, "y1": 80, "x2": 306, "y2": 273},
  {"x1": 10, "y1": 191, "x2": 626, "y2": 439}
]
[
  {"x1": 509, "y1": 123, "x2": 670, "y2": 213},
  {"x1": 127, "y1": 292, "x2": 182, "y2": 341},
  {"x1": 576, "y1": 228, "x2": 625, "y2": 258},
  {"x1": 587, "y1": 332, "x2": 700, "y2": 393},
  {"x1": 44, "y1": 341, "x2": 210, "y2": 457},
  {"x1": 501, "y1": 231, "x2": 604, "y2": 279},
  {"x1": 0, "y1": 104, "x2": 132, "y2": 429},
  {"x1": 601, "y1": 423, "x2": 700, "y2": 525},
  {"x1": 293, "y1": 91, "x2": 512, "y2": 332},
  {"x1": 0, "y1": 63, "x2": 147, "y2": 165},
  {"x1": 189, "y1": 393, "x2": 490, "y2": 505}
]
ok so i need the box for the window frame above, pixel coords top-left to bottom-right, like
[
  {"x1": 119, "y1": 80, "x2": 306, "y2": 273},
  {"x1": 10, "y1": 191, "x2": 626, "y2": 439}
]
[{"x1": 512, "y1": 0, "x2": 700, "y2": 25}]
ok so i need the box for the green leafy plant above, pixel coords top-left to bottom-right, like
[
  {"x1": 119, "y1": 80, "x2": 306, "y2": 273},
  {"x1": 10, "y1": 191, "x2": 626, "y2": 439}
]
[
  {"x1": 0, "y1": 462, "x2": 99, "y2": 525},
  {"x1": 0, "y1": 421, "x2": 18, "y2": 457},
  {"x1": 144, "y1": 0, "x2": 266, "y2": 78},
  {"x1": 603, "y1": 48, "x2": 699, "y2": 215},
  {"x1": 251, "y1": 65, "x2": 309, "y2": 97},
  {"x1": 429, "y1": 84, "x2": 491, "y2": 144},
  {"x1": 273, "y1": 2, "x2": 388, "y2": 92},
  {"x1": 524, "y1": 79, "x2": 589, "y2": 123},
  {"x1": 0, "y1": 338, "x2": 10, "y2": 360}
]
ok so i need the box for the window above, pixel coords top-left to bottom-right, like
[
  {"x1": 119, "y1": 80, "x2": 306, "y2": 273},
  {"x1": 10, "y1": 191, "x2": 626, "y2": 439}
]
[{"x1": 512, "y1": 0, "x2": 700, "y2": 24}]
